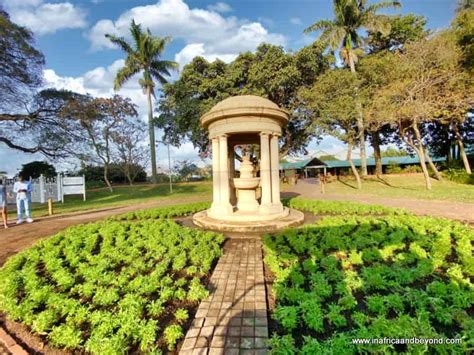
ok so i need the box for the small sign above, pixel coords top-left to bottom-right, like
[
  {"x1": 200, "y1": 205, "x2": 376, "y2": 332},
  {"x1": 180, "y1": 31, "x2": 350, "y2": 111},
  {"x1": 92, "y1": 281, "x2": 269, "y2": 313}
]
[
  {"x1": 63, "y1": 177, "x2": 84, "y2": 185},
  {"x1": 63, "y1": 185, "x2": 84, "y2": 195},
  {"x1": 60, "y1": 175, "x2": 86, "y2": 202}
]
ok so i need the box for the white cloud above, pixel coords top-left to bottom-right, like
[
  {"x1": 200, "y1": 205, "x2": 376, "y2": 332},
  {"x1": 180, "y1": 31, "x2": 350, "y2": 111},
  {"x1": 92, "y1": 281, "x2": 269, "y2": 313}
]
[
  {"x1": 290, "y1": 17, "x2": 303, "y2": 25},
  {"x1": 3, "y1": 0, "x2": 87, "y2": 35},
  {"x1": 86, "y1": 0, "x2": 285, "y2": 67},
  {"x1": 43, "y1": 60, "x2": 147, "y2": 115},
  {"x1": 174, "y1": 43, "x2": 237, "y2": 68},
  {"x1": 207, "y1": 2, "x2": 232, "y2": 13},
  {"x1": 41, "y1": 62, "x2": 203, "y2": 174}
]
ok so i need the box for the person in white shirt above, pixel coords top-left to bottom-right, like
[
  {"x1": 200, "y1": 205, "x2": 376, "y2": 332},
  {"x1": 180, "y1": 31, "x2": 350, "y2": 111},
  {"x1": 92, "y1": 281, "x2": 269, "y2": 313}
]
[{"x1": 13, "y1": 175, "x2": 33, "y2": 224}]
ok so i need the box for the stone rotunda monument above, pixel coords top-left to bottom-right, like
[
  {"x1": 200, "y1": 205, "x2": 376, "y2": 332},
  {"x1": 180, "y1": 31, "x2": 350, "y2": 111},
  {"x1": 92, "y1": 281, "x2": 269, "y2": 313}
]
[{"x1": 193, "y1": 95, "x2": 304, "y2": 232}]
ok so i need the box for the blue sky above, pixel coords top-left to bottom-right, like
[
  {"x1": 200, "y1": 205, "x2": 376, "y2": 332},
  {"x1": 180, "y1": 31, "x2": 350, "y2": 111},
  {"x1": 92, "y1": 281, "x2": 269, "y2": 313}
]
[{"x1": 0, "y1": 0, "x2": 460, "y2": 175}]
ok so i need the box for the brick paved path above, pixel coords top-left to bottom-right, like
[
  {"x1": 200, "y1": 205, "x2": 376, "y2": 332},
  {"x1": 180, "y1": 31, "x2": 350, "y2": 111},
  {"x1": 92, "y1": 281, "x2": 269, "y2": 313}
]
[{"x1": 180, "y1": 238, "x2": 268, "y2": 355}]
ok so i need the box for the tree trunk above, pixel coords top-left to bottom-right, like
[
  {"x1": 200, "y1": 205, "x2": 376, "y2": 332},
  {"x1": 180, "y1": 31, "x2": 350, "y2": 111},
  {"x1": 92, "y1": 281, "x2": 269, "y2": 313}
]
[
  {"x1": 425, "y1": 150, "x2": 443, "y2": 181},
  {"x1": 347, "y1": 141, "x2": 362, "y2": 190},
  {"x1": 147, "y1": 85, "x2": 158, "y2": 184},
  {"x1": 104, "y1": 164, "x2": 113, "y2": 192},
  {"x1": 126, "y1": 167, "x2": 134, "y2": 186},
  {"x1": 410, "y1": 124, "x2": 432, "y2": 190},
  {"x1": 453, "y1": 123, "x2": 472, "y2": 174},
  {"x1": 371, "y1": 131, "x2": 383, "y2": 177},
  {"x1": 348, "y1": 51, "x2": 368, "y2": 177},
  {"x1": 416, "y1": 147, "x2": 432, "y2": 190}
]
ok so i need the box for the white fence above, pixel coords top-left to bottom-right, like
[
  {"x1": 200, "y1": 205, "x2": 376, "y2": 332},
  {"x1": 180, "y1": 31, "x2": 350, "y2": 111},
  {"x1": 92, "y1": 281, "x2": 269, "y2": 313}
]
[{"x1": 5, "y1": 174, "x2": 86, "y2": 204}]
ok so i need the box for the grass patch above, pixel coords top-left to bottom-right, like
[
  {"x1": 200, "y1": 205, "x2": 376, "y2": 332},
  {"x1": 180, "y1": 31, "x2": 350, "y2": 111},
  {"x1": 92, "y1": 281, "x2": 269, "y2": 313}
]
[
  {"x1": 264, "y1": 200, "x2": 473, "y2": 353},
  {"x1": 287, "y1": 197, "x2": 410, "y2": 216},
  {"x1": 0, "y1": 203, "x2": 223, "y2": 353},
  {"x1": 30, "y1": 182, "x2": 212, "y2": 217},
  {"x1": 322, "y1": 174, "x2": 474, "y2": 203},
  {"x1": 110, "y1": 201, "x2": 211, "y2": 221}
]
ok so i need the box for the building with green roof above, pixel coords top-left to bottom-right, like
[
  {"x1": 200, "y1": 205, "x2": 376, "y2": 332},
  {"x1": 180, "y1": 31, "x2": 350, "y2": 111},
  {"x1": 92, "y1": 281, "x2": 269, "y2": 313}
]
[{"x1": 280, "y1": 155, "x2": 446, "y2": 177}]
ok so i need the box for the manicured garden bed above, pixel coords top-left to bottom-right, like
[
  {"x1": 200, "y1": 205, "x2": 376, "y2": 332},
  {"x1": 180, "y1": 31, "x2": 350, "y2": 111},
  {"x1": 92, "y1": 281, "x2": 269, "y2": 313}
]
[
  {"x1": 0, "y1": 203, "x2": 223, "y2": 354},
  {"x1": 264, "y1": 200, "x2": 473, "y2": 354}
]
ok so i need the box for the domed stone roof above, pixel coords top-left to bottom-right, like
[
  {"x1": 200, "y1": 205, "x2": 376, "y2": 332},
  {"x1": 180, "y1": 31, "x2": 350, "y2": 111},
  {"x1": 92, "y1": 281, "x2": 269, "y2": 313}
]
[
  {"x1": 210, "y1": 95, "x2": 279, "y2": 112},
  {"x1": 201, "y1": 94, "x2": 288, "y2": 131}
]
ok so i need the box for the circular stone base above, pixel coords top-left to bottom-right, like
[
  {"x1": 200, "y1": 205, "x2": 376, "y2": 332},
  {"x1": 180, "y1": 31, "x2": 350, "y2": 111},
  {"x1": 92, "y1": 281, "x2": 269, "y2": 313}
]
[
  {"x1": 208, "y1": 207, "x2": 289, "y2": 222},
  {"x1": 193, "y1": 208, "x2": 305, "y2": 233}
]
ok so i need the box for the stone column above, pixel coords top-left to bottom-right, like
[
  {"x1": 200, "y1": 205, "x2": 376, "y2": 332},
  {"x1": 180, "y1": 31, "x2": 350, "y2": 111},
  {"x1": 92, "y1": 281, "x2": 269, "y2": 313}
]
[
  {"x1": 219, "y1": 135, "x2": 233, "y2": 215},
  {"x1": 259, "y1": 132, "x2": 272, "y2": 213},
  {"x1": 229, "y1": 145, "x2": 237, "y2": 206},
  {"x1": 270, "y1": 134, "x2": 283, "y2": 211},
  {"x1": 210, "y1": 137, "x2": 220, "y2": 214}
]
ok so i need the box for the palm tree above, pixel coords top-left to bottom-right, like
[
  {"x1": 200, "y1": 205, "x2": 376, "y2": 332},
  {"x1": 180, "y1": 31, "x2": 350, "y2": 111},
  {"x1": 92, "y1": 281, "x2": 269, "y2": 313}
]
[
  {"x1": 106, "y1": 20, "x2": 178, "y2": 184},
  {"x1": 305, "y1": 0, "x2": 400, "y2": 177}
]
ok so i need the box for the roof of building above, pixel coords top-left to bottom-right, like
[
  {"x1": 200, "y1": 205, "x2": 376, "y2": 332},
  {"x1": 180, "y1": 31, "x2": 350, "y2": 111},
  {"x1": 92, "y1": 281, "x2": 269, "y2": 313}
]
[
  {"x1": 280, "y1": 155, "x2": 446, "y2": 170},
  {"x1": 209, "y1": 95, "x2": 279, "y2": 112}
]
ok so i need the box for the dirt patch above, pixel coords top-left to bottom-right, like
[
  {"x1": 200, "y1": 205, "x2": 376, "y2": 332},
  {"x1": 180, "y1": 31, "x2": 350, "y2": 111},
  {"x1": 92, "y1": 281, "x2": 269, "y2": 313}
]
[
  {"x1": 0, "y1": 341, "x2": 11, "y2": 355},
  {"x1": 1, "y1": 318, "x2": 68, "y2": 355}
]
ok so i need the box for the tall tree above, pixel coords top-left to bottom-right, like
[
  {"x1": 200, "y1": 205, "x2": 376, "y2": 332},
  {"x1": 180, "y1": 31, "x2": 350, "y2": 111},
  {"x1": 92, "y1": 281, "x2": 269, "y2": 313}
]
[
  {"x1": 300, "y1": 69, "x2": 363, "y2": 189},
  {"x1": 0, "y1": 9, "x2": 44, "y2": 112},
  {"x1": 157, "y1": 43, "x2": 330, "y2": 157},
  {"x1": 373, "y1": 34, "x2": 471, "y2": 189},
  {"x1": 304, "y1": 0, "x2": 400, "y2": 177},
  {"x1": 61, "y1": 95, "x2": 138, "y2": 192},
  {"x1": 366, "y1": 13, "x2": 429, "y2": 53},
  {"x1": 19, "y1": 161, "x2": 56, "y2": 179},
  {"x1": 111, "y1": 117, "x2": 149, "y2": 185},
  {"x1": 1, "y1": 89, "x2": 88, "y2": 157},
  {"x1": 0, "y1": 10, "x2": 74, "y2": 157},
  {"x1": 363, "y1": 14, "x2": 429, "y2": 175},
  {"x1": 452, "y1": 0, "x2": 474, "y2": 71},
  {"x1": 106, "y1": 20, "x2": 178, "y2": 184}
]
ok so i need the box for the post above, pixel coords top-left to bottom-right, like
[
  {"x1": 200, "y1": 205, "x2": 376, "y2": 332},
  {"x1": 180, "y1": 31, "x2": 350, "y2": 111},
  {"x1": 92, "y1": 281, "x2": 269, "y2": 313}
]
[
  {"x1": 57, "y1": 174, "x2": 64, "y2": 203},
  {"x1": 270, "y1": 134, "x2": 283, "y2": 211},
  {"x1": 83, "y1": 175, "x2": 86, "y2": 201},
  {"x1": 260, "y1": 132, "x2": 272, "y2": 212},
  {"x1": 229, "y1": 145, "x2": 237, "y2": 205},
  {"x1": 211, "y1": 137, "x2": 220, "y2": 214},
  {"x1": 39, "y1": 174, "x2": 45, "y2": 204},
  {"x1": 167, "y1": 142, "x2": 173, "y2": 194},
  {"x1": 48, "y1": 198, "x2": 53, "y2": 215},
  {"x1": 320, "y1": 174, "x2": 325, "y2": 194}
]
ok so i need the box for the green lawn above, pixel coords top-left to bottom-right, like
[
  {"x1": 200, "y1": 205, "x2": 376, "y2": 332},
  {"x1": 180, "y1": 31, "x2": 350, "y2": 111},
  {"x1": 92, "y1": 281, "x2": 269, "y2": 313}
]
[
  {"x1": 30, "y1": 182, "x2": 212, "y2": 217},
  {"x1": 324, "y1": 174, "x2": 474, "y2": 203}
]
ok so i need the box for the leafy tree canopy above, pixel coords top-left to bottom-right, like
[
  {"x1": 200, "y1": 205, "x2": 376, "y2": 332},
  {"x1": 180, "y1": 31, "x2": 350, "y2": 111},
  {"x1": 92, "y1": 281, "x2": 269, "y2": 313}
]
[
  {"x1": 319, "y1": 154, "x2": 340, "y2": 161},
  {"x1": 0, "y1": 9, "x2": 44, "y2": 112},
  {"x1": 452, "y1": 2, "x2": 474, "y2": 71},
  {"x1": 0, "y1": 89, "x2": 88, "y2": 157},
  {"x1": 19, "y1": 161, "x2": 56, "y2": 179},
  {"x1": 366, "y1": 14, "x2": 429, "y2": 53},
  {"x1": 157, "y1": 43, "x2": 331, "y2": 156},
  {"x1": 376, "y1": 147, "x2": 409, "y2": 157}
]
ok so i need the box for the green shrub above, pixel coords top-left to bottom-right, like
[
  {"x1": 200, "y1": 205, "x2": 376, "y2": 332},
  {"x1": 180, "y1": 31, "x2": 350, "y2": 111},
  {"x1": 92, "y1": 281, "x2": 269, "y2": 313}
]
[
  {"x1": 0, "y1": 214, "x2": 224, "y2": 354},
  {"x1": 264, "y1": 215, "x2": 473, "y2": 354},
  {"x1": 443, "y1": 168, "x2": 474, "y2": 185}
]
